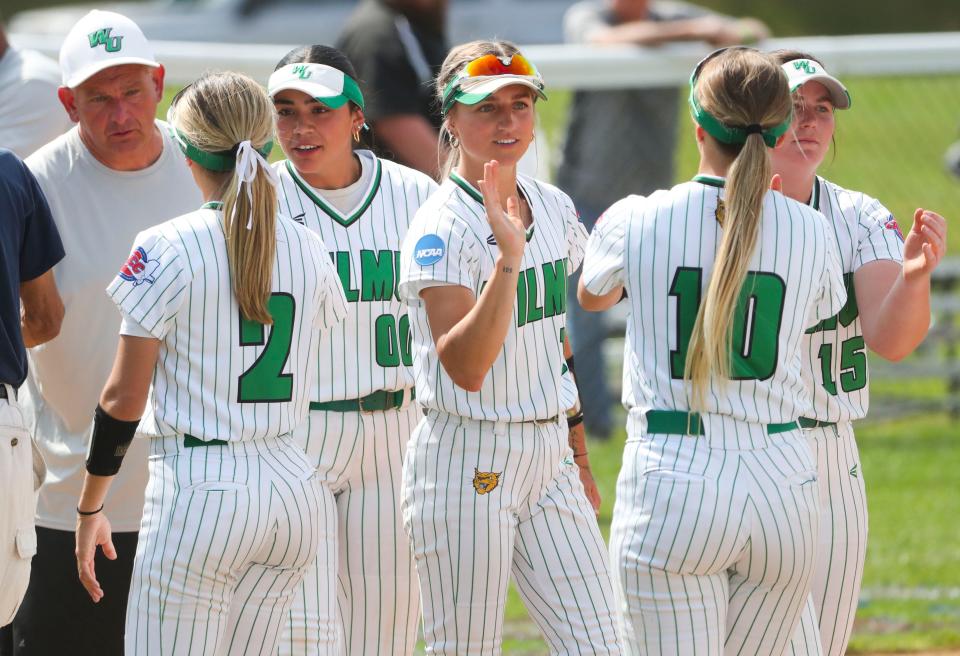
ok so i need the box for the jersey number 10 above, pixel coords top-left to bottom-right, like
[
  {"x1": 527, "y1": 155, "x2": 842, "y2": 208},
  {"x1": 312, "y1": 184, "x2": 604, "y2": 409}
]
[{"x1": 668, "y1": 268, "x2": 786, "y2": 381}]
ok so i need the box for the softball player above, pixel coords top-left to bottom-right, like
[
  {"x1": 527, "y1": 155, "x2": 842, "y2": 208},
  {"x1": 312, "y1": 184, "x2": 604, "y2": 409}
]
[
  {"x1": 73, "y1": 71, "x2": 347, "y2": 655},
  {"x1": 579, "y1": 47, "x2": 848, "y2": 655},
  {"x1": 263, "y1": 45, "x2": 437, "y2": 656},
  {"x1": 767, "y1": 52, "x2": 948, "y2": 656},
  {"x1": 398, "y1": 40, "x2": 619, "y2": 654}
]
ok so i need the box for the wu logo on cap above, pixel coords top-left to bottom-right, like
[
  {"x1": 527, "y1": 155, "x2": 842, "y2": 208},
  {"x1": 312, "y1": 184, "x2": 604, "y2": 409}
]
[
  {"x1": 88, "y1": 28, "x2": 123, "y2": 53},
  {"x1": 292, "y1": 65, "x2": 312, "y2": 80},
  {"x1": 793, "y1": 60, "x2": 818, "y2": 75}
]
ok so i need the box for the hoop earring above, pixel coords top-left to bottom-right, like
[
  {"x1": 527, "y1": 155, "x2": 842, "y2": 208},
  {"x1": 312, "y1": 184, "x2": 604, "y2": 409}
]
[
  {"x1": 450, "y1": 135, "x2": 460, "y2": 148},
  {"x1": 353, "y1": 126, "x2": 362, "y2": 143}
]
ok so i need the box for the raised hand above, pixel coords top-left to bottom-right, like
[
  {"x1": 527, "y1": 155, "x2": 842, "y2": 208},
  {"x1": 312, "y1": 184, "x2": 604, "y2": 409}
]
[
  {"x1": 477, "y1": 160, "x2": 527, "y2": 262},
  {"x1": 902, "y1": 208, "x2": 947, "y2": 282}
]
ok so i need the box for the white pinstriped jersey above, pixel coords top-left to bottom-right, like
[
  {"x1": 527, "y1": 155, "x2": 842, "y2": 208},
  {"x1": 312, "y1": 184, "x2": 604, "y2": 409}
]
[
  {"x1": 106, "y1": 207, "x2": 347, "y2": 442},
  {"x1": 399, "y1": 173, "x2": 587, "y2": 421},
  {"x1": 582, "y1": 176, "x2": 846, "y2": 423},
  {"x1": 275, "y1": 151, "x2": 437, "y2": 401},
  {"x1": 801, "y1": 176, "x2": 904, "y2": 422}
]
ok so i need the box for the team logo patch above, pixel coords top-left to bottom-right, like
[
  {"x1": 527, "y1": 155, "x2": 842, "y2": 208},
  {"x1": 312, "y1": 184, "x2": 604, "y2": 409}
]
[
  {"x1": 87, "y1": 28, "x2": 123, "y2": 53},
  {"x1": 486, "y1": 233, "x2": 498, "y2": 246},
  {"x1": 849, "y1": 464, "x2": 859, "y2": 478},
  {"x1": 884, "y1": 216, "x2": 904, "y2": 241},
  {"x1": 472, "y1": 468, "x2": 501, "y2": 495},
  {"x1": 414, "y1": 234, "x2": 446, "y2": 266},
  {"x1": 119, "y1": 247, "x2": 159, "y2": 286}
]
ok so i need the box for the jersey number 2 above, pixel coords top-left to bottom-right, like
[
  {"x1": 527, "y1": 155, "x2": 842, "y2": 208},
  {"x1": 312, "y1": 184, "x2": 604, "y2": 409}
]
[
  {"x1": 238, "y1": 293, "x2": 296, "y2": 403},
  {"x1": 669, "y1": 268, "x2": 786, "y2": 381}
]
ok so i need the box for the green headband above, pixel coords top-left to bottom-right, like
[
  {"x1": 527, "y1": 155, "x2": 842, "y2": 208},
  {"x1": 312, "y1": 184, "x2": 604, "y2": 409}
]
[
  {"x1": 687, "y1": 72, "x2": 792, "y2": 148},
  {"x1": 170, "y1": 126, "x2": 272, "y2": 172}
]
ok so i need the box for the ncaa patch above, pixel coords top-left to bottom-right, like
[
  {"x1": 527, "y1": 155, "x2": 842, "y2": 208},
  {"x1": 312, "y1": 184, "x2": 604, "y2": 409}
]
[
  {"x1": 472, "y1": 468, "x2": 500, "y2": 495},
  {"x1": 414, "y1": 234, "x2": 446, "y2": 266},
  {"x1": 119, "y1": 246, "x2": 159, "y2": 286}
]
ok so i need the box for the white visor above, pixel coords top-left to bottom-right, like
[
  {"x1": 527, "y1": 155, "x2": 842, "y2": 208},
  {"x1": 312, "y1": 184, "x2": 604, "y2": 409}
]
[{"x1": 267, "y1": 63, "x2": 363, "y2": 110}]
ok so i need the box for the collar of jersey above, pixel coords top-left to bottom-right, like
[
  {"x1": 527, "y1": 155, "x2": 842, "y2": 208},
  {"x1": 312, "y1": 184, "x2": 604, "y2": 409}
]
[
  {"x1": 449, "y1": 171, "x2": 535, "y2": 242},
  {"x1": 285, "y1": 154, "x2": 382, "y2": 228},
  {"x1": 202, "y1": 201, "x2": 224, "y2": 210},
  {"x1": 808, "y1": 177, "x2": 821, "y2": 211},
  {"x1": 692, "y1": 174, "x2": 725, "y2": 188}
]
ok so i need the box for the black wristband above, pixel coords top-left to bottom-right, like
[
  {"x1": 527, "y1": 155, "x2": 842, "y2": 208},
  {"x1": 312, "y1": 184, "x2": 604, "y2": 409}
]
[
  {"x1": 86, "y1": 405, "x2": 140, "y2": 477},
  {"x1": 567, "y1": 411, "x2": 585, "y2": 429},
  {"x1": 565, "y1": 355, "x2": 576, "y2": 377},
  {"x1": 77, "y1": 504, "x2": 104, "y2": 516}
]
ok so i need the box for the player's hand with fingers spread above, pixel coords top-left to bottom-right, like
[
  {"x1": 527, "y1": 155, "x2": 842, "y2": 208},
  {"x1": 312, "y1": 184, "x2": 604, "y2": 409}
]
[
  {"x1": 902, "y1": 208, "x2": 947, "y2": 282},
  {"x1": 478, "y1": 160, "x2": 526, "y2": 264},
  {"x1": 76, "y1": 510, "x2": 116, "y2": 603}
]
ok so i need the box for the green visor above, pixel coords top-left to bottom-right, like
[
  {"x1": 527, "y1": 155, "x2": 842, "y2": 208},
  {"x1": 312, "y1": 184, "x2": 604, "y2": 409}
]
[
  {"x1": 268, "y1": 63, "x2": 364, "y2": 110},
  {"x1": 687, "y1": 47, "x2": 792, "y2": 148},
  {"x1": 167, "y1": 124, "x2": 272, "y2": 172}
]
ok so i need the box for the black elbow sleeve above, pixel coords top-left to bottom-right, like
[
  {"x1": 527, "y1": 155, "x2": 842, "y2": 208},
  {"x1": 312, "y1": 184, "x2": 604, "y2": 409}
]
[{"x1": 85, "y1": 405, "x2": 140, "y2": 476}]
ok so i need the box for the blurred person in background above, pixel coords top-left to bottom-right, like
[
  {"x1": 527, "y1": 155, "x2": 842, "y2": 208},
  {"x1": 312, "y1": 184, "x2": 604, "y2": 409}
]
[
  {"x1": 0, "y1": 18, "x2": 72, "y2": 158},
  {"x1": 338, "y1": 0, "x2": 448, "y2": 179},
  {"x1": 558, "y1": 0, "x2": 769, "y2": 439}
]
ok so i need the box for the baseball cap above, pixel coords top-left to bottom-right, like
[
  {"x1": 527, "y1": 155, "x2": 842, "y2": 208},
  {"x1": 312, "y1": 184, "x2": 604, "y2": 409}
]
[
  {"x1": 59, "y1": 10, "x2": 159, "y2": 88},
  {"x1": 268, "y1": 64, "x2": 364, "y2": 110},
  {"x1": 781, "y1": 58, "x2": 851, "y2": 109}
]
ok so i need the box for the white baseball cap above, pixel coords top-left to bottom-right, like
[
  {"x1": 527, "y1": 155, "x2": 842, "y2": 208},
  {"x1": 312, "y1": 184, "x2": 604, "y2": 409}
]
[
  {"x1": 781, "y1": 58, "x2": 851, "y2": 109},
  {"x1": 59, "y1": 9, "x2": 159, "y2": 88}
]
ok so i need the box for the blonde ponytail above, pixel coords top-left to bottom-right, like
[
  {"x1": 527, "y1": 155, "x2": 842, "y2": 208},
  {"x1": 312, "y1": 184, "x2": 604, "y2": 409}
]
[
  {"x1": 222, "y1": 172, "x2": 277, "y2": 324},
  {"x1": 168, "y1": 72, "x2": 278, "y2": 324},
  {"x1": 684, "y1": 49, "x2": 792, "y2": 409}
]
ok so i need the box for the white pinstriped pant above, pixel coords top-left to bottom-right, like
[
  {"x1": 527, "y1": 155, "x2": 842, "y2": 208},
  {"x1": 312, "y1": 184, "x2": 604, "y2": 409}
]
[
  {"x1": 402, "y1": 409, "x2": 621, "y2": 655},
  {"x1": 789, "y1": 421, "x2": 867, "y2": 656},
  {"x1": 610, "y1": 412, "x2": 821, "y2": 656},
  {"x1": 126, "y1": 434, "x2": 327, "y2": 656},
  {"x1": 279, "y1": 403, "x2": 420, "y2": 656}
]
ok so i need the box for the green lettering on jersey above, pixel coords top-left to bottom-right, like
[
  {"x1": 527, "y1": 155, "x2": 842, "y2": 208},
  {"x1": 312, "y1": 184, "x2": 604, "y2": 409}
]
[
  {"x1": 334, "y1": 251, "x2": 359, "y2": 302},
  {"x1": 360, "y1": 249, "x2": 395, "y2": 301},
  {"x1": 87, "y1": 28, "x2": 123, "y2": 52},
  {"x1": 525, "y1": 268, "x2": 543, "y2": 323},
  {"x1": 806, "y1": 273, "x2": 857, "y2": 334},
  {"x1": 542, "y1": 259, "x2": 567, "y2": 317},
  {"x1": 516, "y1": 273, "x2": 528, "y2": 327}
]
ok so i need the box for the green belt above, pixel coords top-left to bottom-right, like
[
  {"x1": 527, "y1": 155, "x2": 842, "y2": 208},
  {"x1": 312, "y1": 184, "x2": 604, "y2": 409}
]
[
  {"x1": 645, "y1": 410, "x2": 798, "y2": 436},
  {"x1": 798, "y1": 417, "x2": 837, "y2": 429},
  {"x1": 310, "y1": 388, "x2": 414, "y2": 413},
  {"x1": 184, "y1": 434, "x2": 228, "y2": 448}
]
